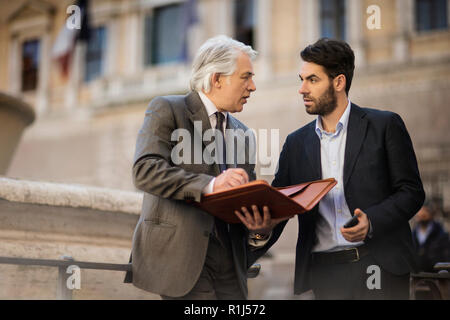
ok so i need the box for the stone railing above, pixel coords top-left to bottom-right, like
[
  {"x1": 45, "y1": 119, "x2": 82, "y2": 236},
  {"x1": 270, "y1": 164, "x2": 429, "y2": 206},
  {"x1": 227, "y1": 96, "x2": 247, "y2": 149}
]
[{"x1": 0, "y1": 176, "x2": 159, "y2": 299}]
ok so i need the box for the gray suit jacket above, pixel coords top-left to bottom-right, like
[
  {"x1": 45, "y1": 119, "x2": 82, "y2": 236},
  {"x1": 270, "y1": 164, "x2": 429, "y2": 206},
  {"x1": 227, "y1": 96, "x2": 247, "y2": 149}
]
[{"x1": 125, "y1": 91, "x2": 256, "y2": 297}]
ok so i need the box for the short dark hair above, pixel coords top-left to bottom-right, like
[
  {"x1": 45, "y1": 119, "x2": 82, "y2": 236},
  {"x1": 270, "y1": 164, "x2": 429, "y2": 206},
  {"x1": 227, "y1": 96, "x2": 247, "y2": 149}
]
[
  {"x1": 300, "y1": 38, "x2": 355, "y2": 95},
  {"x1": 423, "y1": 199, "x2": 437, "y2": 213}
]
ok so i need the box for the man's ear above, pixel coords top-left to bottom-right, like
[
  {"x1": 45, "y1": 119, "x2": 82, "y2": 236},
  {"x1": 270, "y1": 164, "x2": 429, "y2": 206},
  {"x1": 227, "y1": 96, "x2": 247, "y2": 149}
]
[
  {"x1": 212, "y1": 73, "x2": 221, "y2": 89},
  {"x1": 334, "y1": 74, "x2": 346, "y2": 93}
]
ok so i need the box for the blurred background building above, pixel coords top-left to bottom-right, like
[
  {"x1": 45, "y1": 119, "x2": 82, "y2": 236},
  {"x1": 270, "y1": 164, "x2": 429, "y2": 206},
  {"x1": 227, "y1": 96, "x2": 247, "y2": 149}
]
[{"x1": 0, "y1": 0, "x2": 449, "y2": 299}]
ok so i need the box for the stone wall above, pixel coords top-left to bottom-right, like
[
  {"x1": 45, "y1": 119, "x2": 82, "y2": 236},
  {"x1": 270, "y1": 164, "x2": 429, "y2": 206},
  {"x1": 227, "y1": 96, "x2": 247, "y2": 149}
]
[{"x1": 0, "y1": 177, "x2": 159, "y2": 299}]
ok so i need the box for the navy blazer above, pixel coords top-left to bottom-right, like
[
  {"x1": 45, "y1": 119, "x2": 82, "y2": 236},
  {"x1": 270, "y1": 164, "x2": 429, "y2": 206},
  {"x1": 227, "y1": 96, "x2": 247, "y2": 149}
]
[{"x1": 262, "y1": 104, "x2": 425, "y2": 295}]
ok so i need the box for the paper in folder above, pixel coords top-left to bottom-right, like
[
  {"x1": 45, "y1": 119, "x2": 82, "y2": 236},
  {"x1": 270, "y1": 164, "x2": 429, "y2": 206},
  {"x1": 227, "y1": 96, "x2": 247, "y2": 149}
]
[{"x1": 197, "y1": 178, "x2": 337, "y2": 224}]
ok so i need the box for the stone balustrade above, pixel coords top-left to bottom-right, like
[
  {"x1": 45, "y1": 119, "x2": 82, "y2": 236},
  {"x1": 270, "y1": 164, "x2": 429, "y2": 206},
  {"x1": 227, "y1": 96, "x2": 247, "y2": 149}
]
[{"x1": 0, "y1": 176, "x2": 159, "y2": 299}]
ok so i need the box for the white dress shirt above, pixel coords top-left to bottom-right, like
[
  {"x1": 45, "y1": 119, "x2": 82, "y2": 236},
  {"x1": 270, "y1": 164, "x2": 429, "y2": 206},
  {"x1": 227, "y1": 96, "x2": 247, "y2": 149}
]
[{"x1": 312, "y1": 100, "x2": 364, "y2": 252}]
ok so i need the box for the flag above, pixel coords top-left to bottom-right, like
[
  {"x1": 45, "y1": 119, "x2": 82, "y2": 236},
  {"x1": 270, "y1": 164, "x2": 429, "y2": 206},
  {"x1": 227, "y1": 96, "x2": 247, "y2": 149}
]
[{"x1": 52, "y1": 0, "x2": 90, "y2": 79}]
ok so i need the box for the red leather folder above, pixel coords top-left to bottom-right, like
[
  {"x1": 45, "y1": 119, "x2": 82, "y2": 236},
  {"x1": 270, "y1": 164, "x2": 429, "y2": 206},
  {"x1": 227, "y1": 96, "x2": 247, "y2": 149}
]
[{"x1": 197, "y1": 178, "x2": 337, "y2": 224}]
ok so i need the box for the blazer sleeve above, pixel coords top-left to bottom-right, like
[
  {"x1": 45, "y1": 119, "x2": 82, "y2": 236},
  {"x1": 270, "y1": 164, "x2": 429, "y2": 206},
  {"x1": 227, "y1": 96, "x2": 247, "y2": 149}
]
[
  {"x1": 364, "y1": 113, "x2": 425, "y2": 237},
  {"x1": 132, "y1": 97, "x2": 213, "y2": 202}
]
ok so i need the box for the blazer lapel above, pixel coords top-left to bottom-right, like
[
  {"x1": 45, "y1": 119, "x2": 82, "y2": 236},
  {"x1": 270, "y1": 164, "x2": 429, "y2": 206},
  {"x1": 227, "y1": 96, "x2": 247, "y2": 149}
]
[
  {"x1": 343, "y1": 104, "x2": 368, "y2": 188},
  {"x1": 185, "y1": 91, "x2": 212, "y2": 141},
  {"x1": 304, "y1": 122, "x2": 322, "y2": 179},
  {"x1": 185, "y1": 91, "x2": 221, "y2": 176}
]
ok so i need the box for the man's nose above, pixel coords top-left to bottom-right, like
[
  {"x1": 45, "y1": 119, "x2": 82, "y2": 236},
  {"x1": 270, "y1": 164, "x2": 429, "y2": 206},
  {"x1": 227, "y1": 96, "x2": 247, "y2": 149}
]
[
  {"x1": 299, "y1": 82, "x2": 308, "y2": 95},
  {"x1": 248, "y1": 78, "x2": 256, "y2": 92}
]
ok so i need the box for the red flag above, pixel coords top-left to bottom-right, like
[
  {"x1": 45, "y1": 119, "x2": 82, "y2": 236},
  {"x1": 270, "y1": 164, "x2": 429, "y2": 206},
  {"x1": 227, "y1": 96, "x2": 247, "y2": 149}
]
[{"x1": 52, "y1": 0, "x2": 90, "y2": 79}]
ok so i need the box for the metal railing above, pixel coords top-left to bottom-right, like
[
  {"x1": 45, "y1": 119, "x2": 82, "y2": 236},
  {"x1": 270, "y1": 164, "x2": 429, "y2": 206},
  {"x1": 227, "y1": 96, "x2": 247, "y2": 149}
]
[
  {"x1": 1, "y1": 254, "x2": 448, "y2": 300},
  {"x1": 0, "y1": 256, "x2": 261, "y2": 300},
  {"x1": 0, "y1": 255, "x2": 131, "y2": 299},
  {"x1": 410, "y1": 263, "x2": 450, "y2": 300}
]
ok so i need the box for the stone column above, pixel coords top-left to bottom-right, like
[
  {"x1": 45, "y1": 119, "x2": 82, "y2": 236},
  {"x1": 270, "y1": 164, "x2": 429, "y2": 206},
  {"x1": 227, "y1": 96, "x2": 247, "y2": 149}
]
[
  {"x1": 300, "y1": 0, "x2": 320, "y2": 47},
  {"x1": 216, "y1": 0, "x2": 233, "y2": 36},
  {"x1": 394, "y1": 0, "x2": 413, "y2": 62},
  {"x1": 256, "y1": 0, "x2": 272, "y2": 80},
  {"x1": 124, "y1": 10, "x2": 141, "y2": 76},
  {"x1": 347, "y1": 0, "x2": 366, "y2": 68},
  {"x1": 36, "y1": 32, "x2": 50, "y2": 115},
  {"x1": 8, "y1": 35, "x2": 21, "y2": 95},
  {"x1": 65, "y1": 43, "x2": 84, "y2": 110}
]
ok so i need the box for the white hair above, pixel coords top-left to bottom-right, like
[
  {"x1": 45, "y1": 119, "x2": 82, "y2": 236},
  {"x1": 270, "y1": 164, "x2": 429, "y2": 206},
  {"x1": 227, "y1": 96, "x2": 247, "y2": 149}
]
[{"x1": 189, "y1": 35, "x2": 257, "y2": 93}]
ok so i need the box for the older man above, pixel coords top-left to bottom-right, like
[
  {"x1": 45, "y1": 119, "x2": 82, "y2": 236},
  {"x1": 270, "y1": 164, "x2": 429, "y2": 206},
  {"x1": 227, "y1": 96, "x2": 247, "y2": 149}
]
[{"x1": 125, "y1": 36, "x2": 276, "y2": 300}]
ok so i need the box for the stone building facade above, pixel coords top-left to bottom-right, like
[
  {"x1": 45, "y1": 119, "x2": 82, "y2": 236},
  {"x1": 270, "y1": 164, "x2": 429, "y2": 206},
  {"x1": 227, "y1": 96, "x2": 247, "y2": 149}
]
[
  {"x1": 1, "y1": 0, "x2": 449, "y2": 207},
  {"x1": 0, "y1": 0, "x2": 449, "y2": 299}
]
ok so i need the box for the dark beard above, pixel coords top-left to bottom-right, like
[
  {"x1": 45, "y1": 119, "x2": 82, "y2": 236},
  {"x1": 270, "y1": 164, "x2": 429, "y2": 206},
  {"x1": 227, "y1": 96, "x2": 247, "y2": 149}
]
[{"x1": 305, "y1": 83, "x2": 337, "y2": 117}]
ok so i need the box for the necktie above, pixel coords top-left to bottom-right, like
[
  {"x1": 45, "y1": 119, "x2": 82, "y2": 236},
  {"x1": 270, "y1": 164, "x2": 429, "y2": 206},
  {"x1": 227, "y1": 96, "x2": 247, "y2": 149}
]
[
  {"x1": 213, "y1": 111, "x2": 230, "y2": 249},
  {"x1": 215, "y1": 112, "x2": 227, "y2": 173}
]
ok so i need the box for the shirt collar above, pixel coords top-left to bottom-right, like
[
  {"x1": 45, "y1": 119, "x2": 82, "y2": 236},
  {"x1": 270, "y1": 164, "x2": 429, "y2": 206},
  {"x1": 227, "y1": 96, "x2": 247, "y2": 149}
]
[
  {"x1": 198, "y1": 91, "x2": 228, "y2": 120},
  {"x1": 315, "y1": 99, "x2": 352, "y2": 138}
]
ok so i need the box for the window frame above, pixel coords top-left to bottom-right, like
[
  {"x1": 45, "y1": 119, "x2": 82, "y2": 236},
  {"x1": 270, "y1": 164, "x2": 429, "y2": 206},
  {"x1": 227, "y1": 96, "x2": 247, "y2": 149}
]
[
  {"x1": 414, "y1": 0, "x2": 449, "y2": 32},
  {"x1": 233, "y1": 0, "x2": 257, "y2": 48},
  {"x1": 20, "y1": 38, "x2": 41, "y2": 92},
  {"x1": 319, "y1": 0, "x2": 347, "y2": 41},
  {"x1": 84, "y1": 25, "x2": 108, "y2": 83},
  {"x1": 143, "y1": 1, "x2": 187, "y2": 67}
]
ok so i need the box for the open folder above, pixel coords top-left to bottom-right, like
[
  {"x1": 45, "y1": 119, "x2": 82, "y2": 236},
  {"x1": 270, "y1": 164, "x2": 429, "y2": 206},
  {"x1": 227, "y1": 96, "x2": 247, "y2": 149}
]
[{"x1": 196, "y1": 178, "x2": 337, "y2": 224}]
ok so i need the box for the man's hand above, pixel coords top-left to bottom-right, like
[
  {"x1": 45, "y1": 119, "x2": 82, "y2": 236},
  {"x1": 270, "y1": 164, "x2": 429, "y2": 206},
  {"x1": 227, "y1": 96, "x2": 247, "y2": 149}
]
[
  {"x1": 234, "y1": 205, "x2": 294, "y2": 235},
  {"x1": 340, "y1": 208, "x2": 370, "y2": 242},
  {"x1": 213, "y1": 168, "x2": 249, "y2": 192}
]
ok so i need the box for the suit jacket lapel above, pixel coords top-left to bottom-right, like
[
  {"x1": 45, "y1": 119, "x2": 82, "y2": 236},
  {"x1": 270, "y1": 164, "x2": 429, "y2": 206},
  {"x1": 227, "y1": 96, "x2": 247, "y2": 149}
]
[
  {"x1": 185, "y1": 91, "x2": 212, "y2": 140},
  {"x1": 185, "y1": 91, "x2": 222, "y2": 175},
  {"x1": 304, "y1": 122, "x2": 322, "y2": 179},
  {"x1": 343, "y1": 104, "x2": 368, "y2": 188}
]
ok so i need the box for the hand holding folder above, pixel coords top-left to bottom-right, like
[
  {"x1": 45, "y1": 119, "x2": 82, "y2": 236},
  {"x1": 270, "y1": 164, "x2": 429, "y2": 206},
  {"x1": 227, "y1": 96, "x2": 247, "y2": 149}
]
[{"x1": 196, "y1": 178, "x2": 337, "y2": 224}]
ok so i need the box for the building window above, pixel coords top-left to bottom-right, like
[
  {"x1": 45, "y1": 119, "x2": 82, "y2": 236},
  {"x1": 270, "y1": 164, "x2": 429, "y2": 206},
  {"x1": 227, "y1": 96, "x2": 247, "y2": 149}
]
[
  {"x1": 21, "y1": 39, "x2": 40, "y2": 92},
  {"x1": 320, "y1": 0, "x2": 346, "y2": 40},
  {"x1": 416, "y1": 0, "x2": 448, "y2": 32},
  {"x1": 144, "y1": 4, "x2": 184, "y2": 66},
  {"x1": 85, "y1": 26, "x2": 107, "y2": 82},
  {"x1": 234, "y1": 0, "x2": 256, "y2": 47}
]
